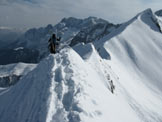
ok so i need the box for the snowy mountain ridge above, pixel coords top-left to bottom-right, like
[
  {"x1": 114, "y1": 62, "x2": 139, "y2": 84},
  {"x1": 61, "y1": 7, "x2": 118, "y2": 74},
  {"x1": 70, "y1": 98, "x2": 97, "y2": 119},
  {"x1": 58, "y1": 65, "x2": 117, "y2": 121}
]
[
  {"x1": 0, "y1": 8, "x2": 162, "y2": 122},
  {"x1": 0, "y1": 47, "x2": 141, "y2": 122}
]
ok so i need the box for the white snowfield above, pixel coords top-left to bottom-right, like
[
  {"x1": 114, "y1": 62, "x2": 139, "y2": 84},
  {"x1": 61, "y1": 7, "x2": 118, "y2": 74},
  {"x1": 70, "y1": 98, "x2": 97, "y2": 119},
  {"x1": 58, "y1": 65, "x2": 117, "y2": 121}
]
[{"x1": 0, "y1": 8, "x2": 162, "y2": 122}]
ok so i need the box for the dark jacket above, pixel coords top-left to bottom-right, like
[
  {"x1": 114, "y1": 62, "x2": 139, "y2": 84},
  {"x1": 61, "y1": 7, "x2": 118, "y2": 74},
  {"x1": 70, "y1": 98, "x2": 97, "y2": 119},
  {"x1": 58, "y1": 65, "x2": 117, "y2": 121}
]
[{"x1": 48, "y1": 34, "x2": 61, "y2": 54}]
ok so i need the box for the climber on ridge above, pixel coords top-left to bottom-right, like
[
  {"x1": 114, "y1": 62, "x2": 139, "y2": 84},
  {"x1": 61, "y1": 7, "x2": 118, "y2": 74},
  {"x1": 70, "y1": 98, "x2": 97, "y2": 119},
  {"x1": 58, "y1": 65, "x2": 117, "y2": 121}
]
[{"x1": 48, "y1": 33, "x2": 61, "y2": 54}]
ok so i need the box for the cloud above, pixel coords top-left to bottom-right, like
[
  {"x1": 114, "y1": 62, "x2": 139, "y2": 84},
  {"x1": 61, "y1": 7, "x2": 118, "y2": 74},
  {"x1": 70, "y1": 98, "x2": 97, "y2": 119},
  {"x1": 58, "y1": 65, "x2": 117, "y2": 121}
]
[{"x1": 0, "y1": 0, "x2": 161, "y2": 28}]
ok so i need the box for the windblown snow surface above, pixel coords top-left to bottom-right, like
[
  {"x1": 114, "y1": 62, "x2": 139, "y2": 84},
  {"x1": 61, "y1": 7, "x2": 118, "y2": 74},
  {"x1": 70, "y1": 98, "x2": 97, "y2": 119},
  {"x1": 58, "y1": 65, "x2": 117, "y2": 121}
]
[{"x1": 0, "y1": 8, "x2": 162, "y2": 122}]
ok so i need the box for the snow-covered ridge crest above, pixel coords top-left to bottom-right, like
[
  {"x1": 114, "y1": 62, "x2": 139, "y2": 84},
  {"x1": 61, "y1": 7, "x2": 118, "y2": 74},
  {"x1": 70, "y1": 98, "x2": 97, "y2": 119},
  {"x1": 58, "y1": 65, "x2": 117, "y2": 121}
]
[
  {"x1": 99, "y1": 8, "x2": 162, "y2": 122},
  {"x1": 126, "y1": 8, "x2": 161, "y2": 33},
  {"x1": 127, "y1": 8, "x2": 156, "y2": 25},
  {"x1": 0, "y1": 46, "x2": 142, "y2": 122},
  {"x1": 136, "y1": 8, "x2": 162, "y2": 33},
  {"x1": 97, "y1": 8, "x2": 162, "y2": 45}
]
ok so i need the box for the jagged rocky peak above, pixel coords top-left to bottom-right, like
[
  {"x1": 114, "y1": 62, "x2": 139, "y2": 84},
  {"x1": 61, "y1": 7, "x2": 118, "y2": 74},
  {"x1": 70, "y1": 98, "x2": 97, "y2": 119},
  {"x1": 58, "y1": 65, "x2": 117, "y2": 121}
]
[
  {"x1": 59, "y1": 17, "x2": 85, "y2": 29},
  {"x1": 61, "y1": 17, "x2": 83, "y2": 27},
  {"x1": 45, "y1": 24, "x2": 53, "y2": 30},
  {"x1": 70, "y1": 17, "x2": 118, "y2": 46},
  {"x1": 84, "y1": 16, "x2": 109, "y2": 24},
  {"x1": 25, "y1": 24, "x2": 53, "y2": 38},
  {"x1": 44, "y1": 24, "x2": 54, "y2": 33},
  {"x1": 155, "y1": 9, "x2": 162, "y2": 17},
  {"x1": 22, "y1": 16, "x2": 112, "y2": 42},
  {"x1": 60, "y1": 16, "x2": 112, "y2": 29}
]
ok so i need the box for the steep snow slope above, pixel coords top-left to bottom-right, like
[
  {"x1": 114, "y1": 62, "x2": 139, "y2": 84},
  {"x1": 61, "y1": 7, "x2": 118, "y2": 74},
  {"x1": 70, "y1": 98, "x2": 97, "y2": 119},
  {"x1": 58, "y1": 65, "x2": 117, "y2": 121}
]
[
  {"x1": 98, "y1": 9, "x2": 162, "y2": 121},
  {"x1": 0, "y1": 47, "x2": 142, "y2": 122}
]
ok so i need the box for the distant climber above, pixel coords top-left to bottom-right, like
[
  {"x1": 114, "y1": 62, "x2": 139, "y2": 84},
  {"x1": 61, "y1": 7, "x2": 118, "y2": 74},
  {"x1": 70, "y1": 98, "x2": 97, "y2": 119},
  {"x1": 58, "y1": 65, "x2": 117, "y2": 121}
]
[
  {"x1": 110, "y1": 80, "x2": 115, "y2": 94},
  {"x1": 48, "y1": 33, "x2": 61, "y2": 54}
]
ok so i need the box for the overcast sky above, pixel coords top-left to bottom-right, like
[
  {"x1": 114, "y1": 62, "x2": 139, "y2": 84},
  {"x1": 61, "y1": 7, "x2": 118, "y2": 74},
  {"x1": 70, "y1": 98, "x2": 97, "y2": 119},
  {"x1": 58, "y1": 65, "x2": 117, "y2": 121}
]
[{"x1": 0, "y1": 0, "x2": 161, "y2": 29}]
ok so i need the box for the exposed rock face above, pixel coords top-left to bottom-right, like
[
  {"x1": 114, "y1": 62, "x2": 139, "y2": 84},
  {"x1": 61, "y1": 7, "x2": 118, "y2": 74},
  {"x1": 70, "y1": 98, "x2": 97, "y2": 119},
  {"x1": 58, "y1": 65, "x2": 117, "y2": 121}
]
[{"x1": 70, "y1": 20, "x2": 117, "y2": 46}]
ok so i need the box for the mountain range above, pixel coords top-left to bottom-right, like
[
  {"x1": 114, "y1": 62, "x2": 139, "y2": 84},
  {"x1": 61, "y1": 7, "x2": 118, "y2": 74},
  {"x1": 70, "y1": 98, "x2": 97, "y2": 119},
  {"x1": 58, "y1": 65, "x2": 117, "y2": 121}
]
[{"x1": 0, "y1": 17, "x2": 118, "y2": 65}]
